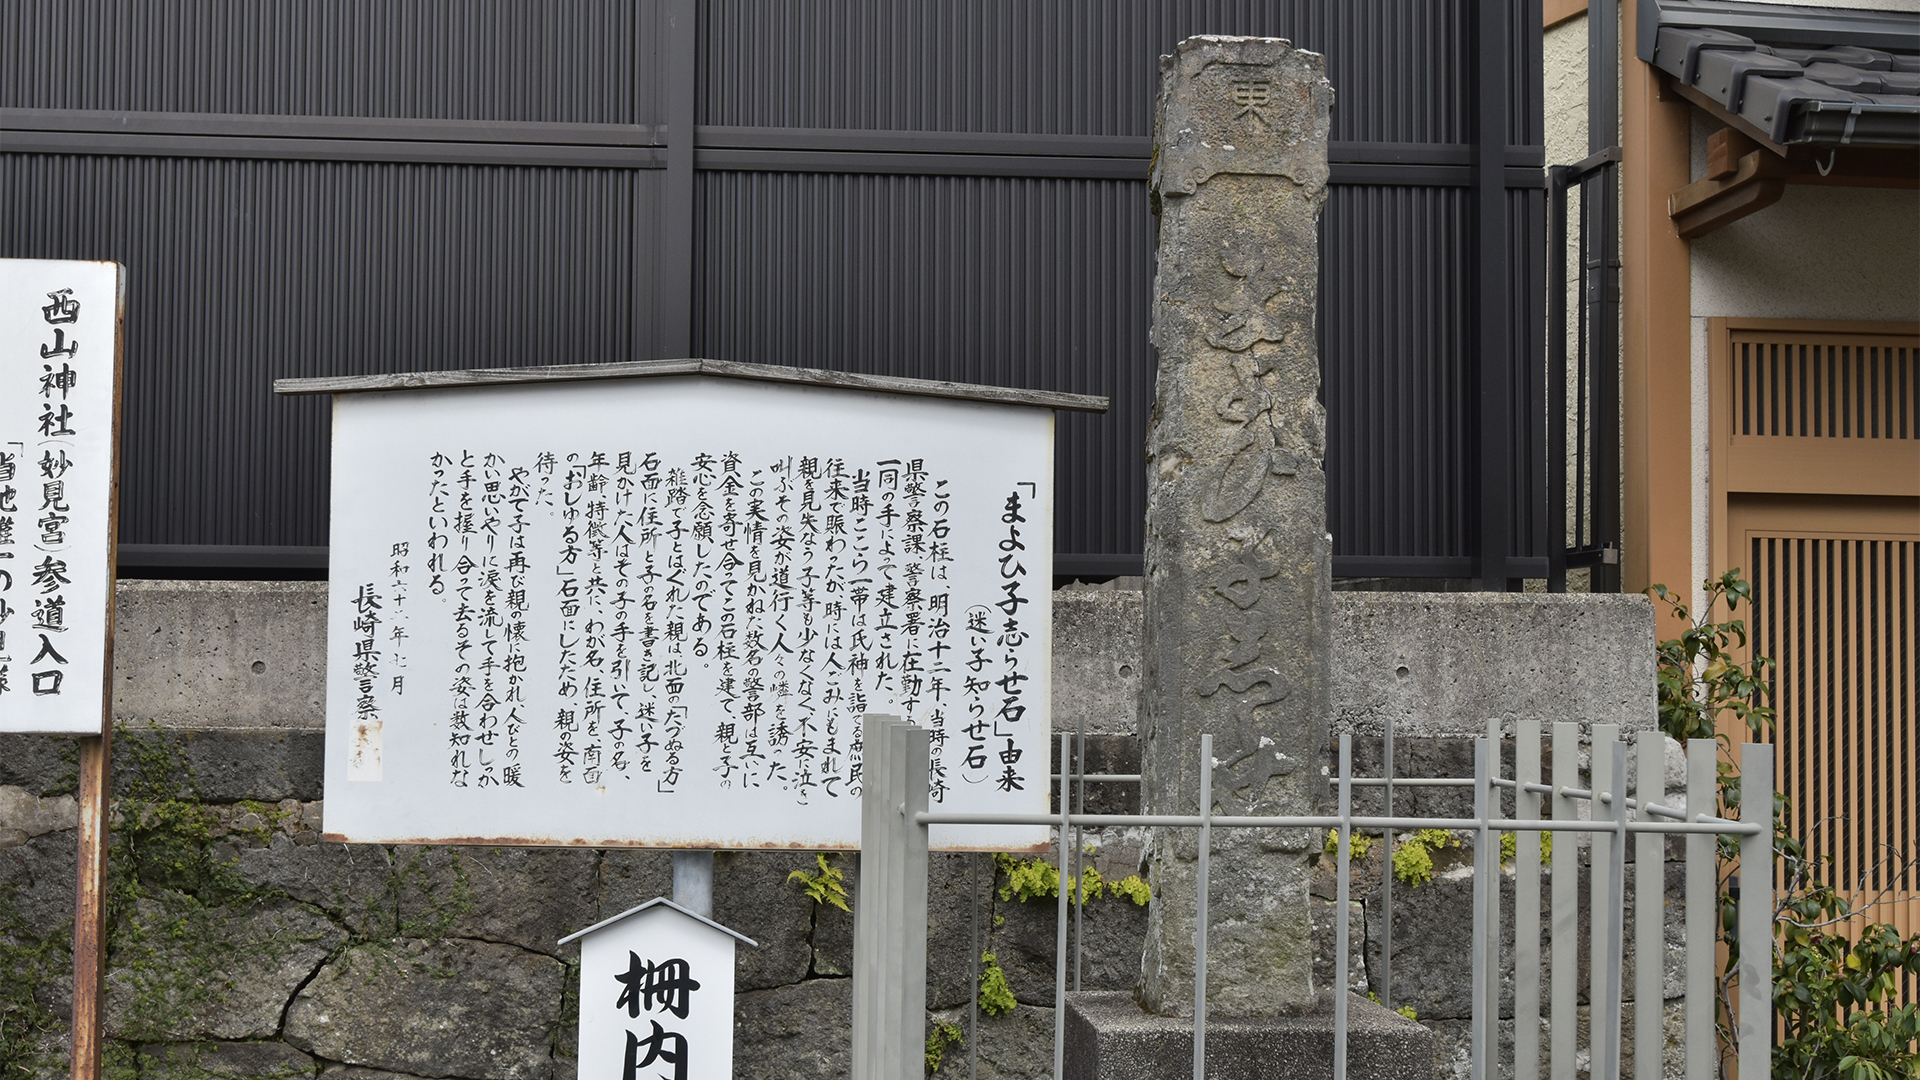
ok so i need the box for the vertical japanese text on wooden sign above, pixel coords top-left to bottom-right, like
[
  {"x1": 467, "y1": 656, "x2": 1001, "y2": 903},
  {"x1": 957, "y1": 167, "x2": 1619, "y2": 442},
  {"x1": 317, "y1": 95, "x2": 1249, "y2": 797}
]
[{"x1": 0, "y1": 260, "x2": 123, "y2": 735}]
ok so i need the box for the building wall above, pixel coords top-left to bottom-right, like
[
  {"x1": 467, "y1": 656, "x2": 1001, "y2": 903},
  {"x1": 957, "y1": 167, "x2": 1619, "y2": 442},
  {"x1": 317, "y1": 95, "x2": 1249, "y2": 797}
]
[{"x1": 1684, "y1": 114, "x2": 1920, "y2": 598}]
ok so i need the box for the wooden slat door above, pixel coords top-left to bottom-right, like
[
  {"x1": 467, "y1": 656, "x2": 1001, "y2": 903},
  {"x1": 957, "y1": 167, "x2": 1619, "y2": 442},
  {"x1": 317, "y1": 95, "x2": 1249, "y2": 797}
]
[{"x1": 1711, "y1": 318, "x2": 1920, "y2": 1008}]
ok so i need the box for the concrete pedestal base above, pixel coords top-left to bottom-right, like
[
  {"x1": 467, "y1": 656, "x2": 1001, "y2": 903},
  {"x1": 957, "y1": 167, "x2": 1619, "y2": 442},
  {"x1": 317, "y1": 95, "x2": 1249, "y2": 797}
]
[{"x1": 1064, "y1": 991, "x2": 1433, "y2": 1080}]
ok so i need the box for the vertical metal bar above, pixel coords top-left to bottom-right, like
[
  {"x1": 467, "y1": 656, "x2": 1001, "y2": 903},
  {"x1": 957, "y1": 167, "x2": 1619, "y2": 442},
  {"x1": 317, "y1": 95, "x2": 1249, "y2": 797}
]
[
  {"x1": 660, "y1": 0, "x2": 696, "y2": 357},
  {"x1": 1600, "y1": 740, "x2": 1630, "y2": 1080},
  {"x1": 1054, "y1": 731, "x2": 1071, "y2": 1080},
  {"x1": 1590, "y1": 0, "x2": 1619, "y2": 156},
  {"x1": 1549, "y1": 723, "x2": 1579, "y2": 1080},
  {"x1": 1074, "y1": 715, "x2": 1086, "y2": 992},
  {"x1": 1634, "y1": 734, "x2": 1665, "y2": 1080},
  {"x1": 1590, "y1": 725, "x2": 1620, "y2": 1080},
  {"x1": 1474, "y1": 0, "x2": 1515, "y2": 589},
  {"x1": 1515, "y1": 719, "x2": 1543, "y2": 1080},
  {"x1": 1683, "y1": 740, "x2": 1716, "y2": 1080},
  {"x1": 851, "y1": 716, "x2": 892, "y2": 1080},
  {"x1": 1589, "y1": 0, "x2": 1622, "y2": 593},
  {"x1": 1548, "y1": 167, "x2": 1570, "y2": 593},
  {"x1": 1194, "y1": 733, "x2": 1213, "y2": 1080},
  {"x1": 1383, "y1": 717, "x2": 1395, "y2": 1011},
  {"x1": 671, "y1": 850, "x2": 714, "y2": 917},
  {"x1": 69, "y1": 729, "x2": 111, "y2": 1080},
  {"x1": 1592, "y1": 161, "x2": 1623, "y2": 593},
  {"x1": 970, "y1": 852, "x2": 980, "y2": 1080},
  {"x1": 900, "y1": 721, "x2": 932, "y2": 1080},
  {"x1": 1470, "y1": 736, "x2": 1491, "y2": 1080},
  {"x1": 1737, "y1": 744, "x2": 1773, "y2": 1080},
  {"x1": 1336, "y1": 734, "x2": 1354, "y2": 1080},
  {"x1": 1484, "y1": 718, "x2": 1503, "y2": 1077}
]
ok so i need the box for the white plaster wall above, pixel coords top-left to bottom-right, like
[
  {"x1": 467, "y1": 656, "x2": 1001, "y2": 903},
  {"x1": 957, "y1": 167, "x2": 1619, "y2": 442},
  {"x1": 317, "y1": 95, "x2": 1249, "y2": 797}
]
[
  {"x1": 1686, "y1": 112, "x2": 1920, "y2": 600},
  {"x1": 1545, "y1": 15, "x2": 1590, "y2": 166}
]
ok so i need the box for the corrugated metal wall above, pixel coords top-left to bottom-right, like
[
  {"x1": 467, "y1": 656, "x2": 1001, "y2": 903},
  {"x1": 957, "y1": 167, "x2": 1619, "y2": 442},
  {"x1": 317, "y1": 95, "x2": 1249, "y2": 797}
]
[{"x1": 1, "y1": 0, "x2": 1546, "y2": 580}]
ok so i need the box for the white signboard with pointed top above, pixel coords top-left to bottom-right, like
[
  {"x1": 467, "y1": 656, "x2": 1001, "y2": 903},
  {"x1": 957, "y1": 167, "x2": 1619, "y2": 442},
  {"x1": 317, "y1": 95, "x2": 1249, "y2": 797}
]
[{"x1": 561, "y1": 897, "x2": 757, "y2": 1080}]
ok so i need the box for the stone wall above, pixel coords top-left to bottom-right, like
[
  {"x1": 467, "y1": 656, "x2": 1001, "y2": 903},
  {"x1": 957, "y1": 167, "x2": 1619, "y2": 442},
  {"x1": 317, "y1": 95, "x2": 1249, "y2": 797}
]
[{"x1": 3, "y1": 581, "x2": 1668, "y2": 1080}]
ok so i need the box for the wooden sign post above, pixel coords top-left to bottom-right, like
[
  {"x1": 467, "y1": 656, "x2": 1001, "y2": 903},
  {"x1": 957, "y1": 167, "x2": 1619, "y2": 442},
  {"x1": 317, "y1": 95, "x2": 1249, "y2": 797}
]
[{"x1": 0, "y1": 258, "x2": 127, "y2": 1080}]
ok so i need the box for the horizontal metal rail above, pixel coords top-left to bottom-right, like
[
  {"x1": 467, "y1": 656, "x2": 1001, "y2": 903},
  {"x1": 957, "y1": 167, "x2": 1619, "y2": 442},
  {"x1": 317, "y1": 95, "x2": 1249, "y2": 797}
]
[{"x1": 917, "y1": 811, "x2": 1763, "y2": 835}]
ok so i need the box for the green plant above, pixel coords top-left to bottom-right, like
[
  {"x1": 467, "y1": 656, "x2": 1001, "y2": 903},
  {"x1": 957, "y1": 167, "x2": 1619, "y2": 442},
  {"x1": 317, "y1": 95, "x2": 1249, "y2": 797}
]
[
  {"x1": 1365, "y1": 990, "x2": 1418, "y2": 1022},
  {"x1": 992, "y1": 853, "x2": 1148, "y2": 907},
  {"x1": 1325, "y1": 830, "x2": 1376, "y2": 859},
  {"x1": 1497, "y1": 831, "x2": 1552, "y2": 866},
  {"x1": 1108, "y1": 874, "x2": 1151, "y2": 907},
  {"x1": 1390, "y1": 829, "x2": 1457, "y2": 888},
  {"x1": 788, "y1": 854, "x2": 851, "y2": 913},
  {"x1": 1648, "y1": 570, "x2": 1775, "y2": 744},
  {"x1": 994, "y1": 853, "x2": 1061, "y2": 904},
  {"x1": 1766, "y1": 818, "x2": 1920, "y2": 1080},
  {"x1": 925, "y1": 1019, "x2": 964, "y2": 1073},
  {"x1": 977, "y1": 951, "x2": 1017, "y2": 1016}
]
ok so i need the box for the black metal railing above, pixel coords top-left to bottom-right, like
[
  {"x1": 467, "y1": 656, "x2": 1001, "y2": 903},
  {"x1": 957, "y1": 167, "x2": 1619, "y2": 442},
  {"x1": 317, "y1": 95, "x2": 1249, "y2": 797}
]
[{"x1": 1547, "y1": 146, "x2": 1622, "y2": 592}]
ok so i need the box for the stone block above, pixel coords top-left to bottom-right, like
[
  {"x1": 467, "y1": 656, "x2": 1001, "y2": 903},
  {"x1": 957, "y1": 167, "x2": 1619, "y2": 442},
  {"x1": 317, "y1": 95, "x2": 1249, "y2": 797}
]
[
  {"x1": 595, "y1": 848, "x2": 674, "y2": 919},
  {"x1": 0, "y1": 735, "x2": 78, "y2": 795},
  {"x1": 0, "y1": 787, "x2": 78, "y2": 847},
  {"x1": 1064, "y1": 990, "x2": 1432, "y2": 1080},
  {"x1": 137, "y1": 1040, "x2": 316, "y2": 1080},
  {"x1": 106, "y1": 893, "x2": 346, "y2": 1041},
  {"x1": 928, "y1": 1005, "x2": 1055, "y2": 1079},
  {"x1": 235, "y1": 836, "x2": 396, "y2": 938},
  {"x1": 1053, "y1": 590, "x2": 1143, "y2": 736},
  {"x1": 731, "y1": 978, "x2": 851, "y2": 1080},
  {"x1": 709, "y1": 850, "x2": 819, "y2": 991},
  {"x1": 990, "y1": 889, "x2": 1149, "y2": 1006},
  {"x1": 284, "y1": 939, "x2": 564, "y2": 1080},
  {"x1": 391, "y1": 844, "x2": 600, "y2": 956},
  {"x1": 0, "y1": 827, "x2": 78, "y2": 939}
]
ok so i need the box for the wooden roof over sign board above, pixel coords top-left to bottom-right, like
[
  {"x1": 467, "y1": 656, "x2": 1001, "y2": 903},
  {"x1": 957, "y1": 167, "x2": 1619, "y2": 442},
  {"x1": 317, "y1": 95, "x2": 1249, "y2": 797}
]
[{"x1": 273, "y1": 357, "x2": 1110, "y2": 414}]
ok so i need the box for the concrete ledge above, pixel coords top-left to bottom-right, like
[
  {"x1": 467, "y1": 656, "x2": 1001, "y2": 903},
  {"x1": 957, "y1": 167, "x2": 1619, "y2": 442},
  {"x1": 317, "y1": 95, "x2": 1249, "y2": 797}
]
[
  {"x1": 1331, "y1": 593, "x2": 1657, "y2": 737},
  {"x1": 112, "y1": 580, "x2": 328, "y2": 730},
  {"x1": 95, "y1": 582, "x2": 1654, "y2": 738},
  {"x1": 1065, "y1": 990, "x2": 1432, "y2": 1080}
]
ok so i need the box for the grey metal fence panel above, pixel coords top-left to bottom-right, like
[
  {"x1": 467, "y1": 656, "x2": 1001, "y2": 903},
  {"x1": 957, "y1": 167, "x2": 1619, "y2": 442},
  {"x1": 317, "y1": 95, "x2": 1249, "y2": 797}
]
[
  {"x1": 0, "y1": 152, "x2": 651, "y2": 548},
  {"x1": 1, "y1": 0, "x2": 661, "y2": 124},
  {"x1": 697, "y1": 0, "x2": 1476, "y2": 144}
]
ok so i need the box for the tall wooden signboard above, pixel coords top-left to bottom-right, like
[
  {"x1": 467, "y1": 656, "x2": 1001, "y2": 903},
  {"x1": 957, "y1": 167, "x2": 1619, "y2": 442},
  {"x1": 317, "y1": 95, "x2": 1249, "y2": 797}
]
[{"x1": 0, "y1": 259, "x2": 127, "y2": 1080}]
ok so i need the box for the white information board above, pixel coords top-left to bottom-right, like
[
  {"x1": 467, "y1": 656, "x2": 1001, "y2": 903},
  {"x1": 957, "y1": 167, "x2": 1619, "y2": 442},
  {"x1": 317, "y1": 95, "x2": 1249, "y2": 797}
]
[
  {"x1": 0, "y1": 259, "x2": 123, "y2": 735},
  {"x1": 322, "y1": 373, "x2": 1052, "y2": 849}
]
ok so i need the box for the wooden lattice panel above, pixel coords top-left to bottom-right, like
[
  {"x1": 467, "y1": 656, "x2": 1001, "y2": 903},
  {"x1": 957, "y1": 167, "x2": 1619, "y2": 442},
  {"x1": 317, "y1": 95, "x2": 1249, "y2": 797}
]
[
  {"x1": 1745, "y1": 526, "x2": 1918, "y2": 1009},
  {"x1": 1712, "y1": 319, "x2": 1920, "y2": 1012}
]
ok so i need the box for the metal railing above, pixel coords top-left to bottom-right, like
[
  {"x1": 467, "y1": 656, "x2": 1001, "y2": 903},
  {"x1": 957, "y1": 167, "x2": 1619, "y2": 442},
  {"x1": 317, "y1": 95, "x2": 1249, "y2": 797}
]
[
  {"x1": 1548, "y1": 146, "x2": 1623, "y2": 592},
  {"x1": 849, "y1": 715, "x2": 1774, "y2": 1080}
]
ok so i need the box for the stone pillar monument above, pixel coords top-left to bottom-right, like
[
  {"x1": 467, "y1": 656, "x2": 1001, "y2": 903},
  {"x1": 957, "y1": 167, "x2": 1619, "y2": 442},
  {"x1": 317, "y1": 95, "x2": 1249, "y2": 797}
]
[
  {"x1": 1137, "y1": 34, "x2": 1332, "y2": 1019},
  {"x1": 1066, "y1": 36, "x2": 1430, "y2": 1078}
]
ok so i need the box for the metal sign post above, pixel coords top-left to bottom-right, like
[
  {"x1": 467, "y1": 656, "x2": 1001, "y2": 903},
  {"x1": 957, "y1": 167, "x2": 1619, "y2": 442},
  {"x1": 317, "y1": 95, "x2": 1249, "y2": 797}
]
[{"x1": 0, "y1": 258, "x2": 128, "y2": 1080}]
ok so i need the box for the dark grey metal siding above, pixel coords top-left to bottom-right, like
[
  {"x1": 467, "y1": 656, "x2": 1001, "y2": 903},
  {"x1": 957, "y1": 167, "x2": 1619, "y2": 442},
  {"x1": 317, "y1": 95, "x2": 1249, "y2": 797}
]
[
  {"x1": 1, "y1": 152, "x2": 652, "y2": 547},
  {"x1": 697, "y1": 1, "x2": 1477, "y2": 144},
  {"x1": 2, "y1": 0, "x2": 658, "y2": 124},
  {"x1": 1, "y1": 0, "x2": 1547, "y2": 581}
]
